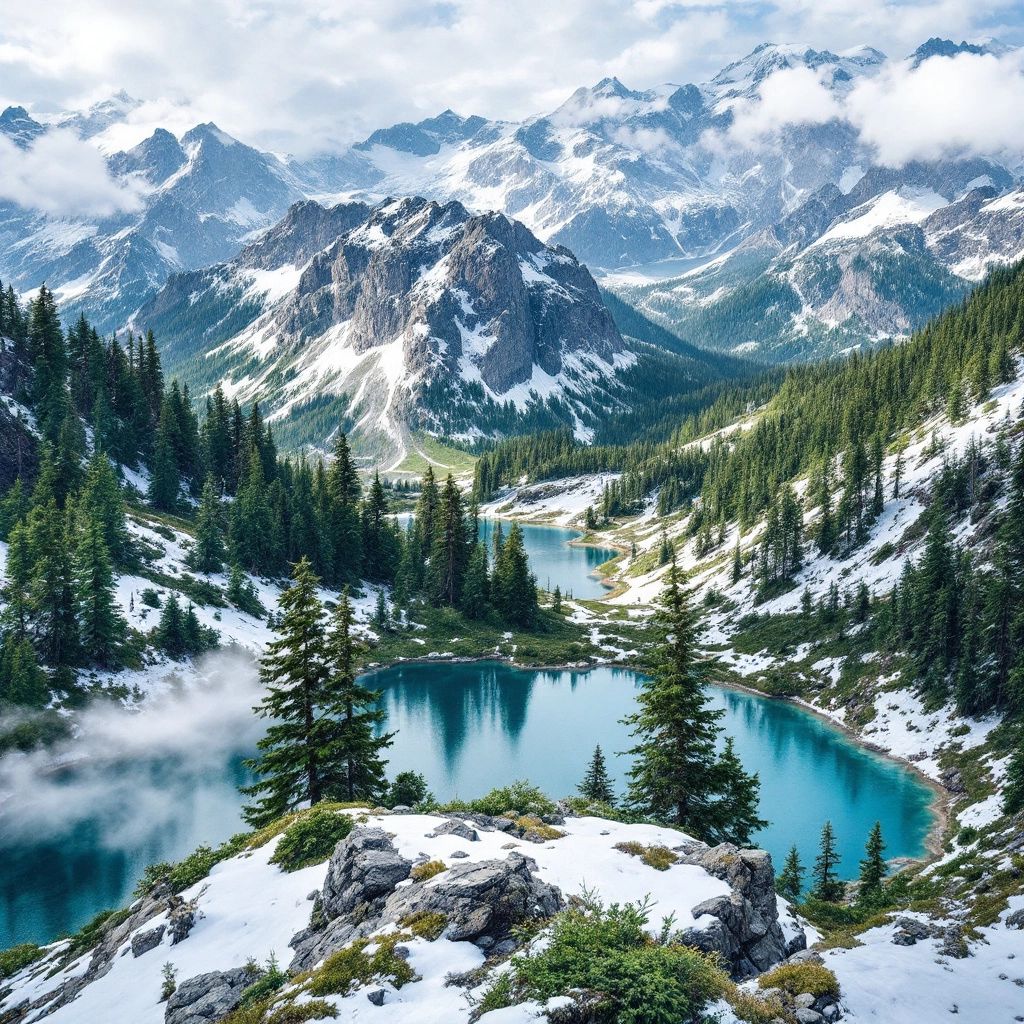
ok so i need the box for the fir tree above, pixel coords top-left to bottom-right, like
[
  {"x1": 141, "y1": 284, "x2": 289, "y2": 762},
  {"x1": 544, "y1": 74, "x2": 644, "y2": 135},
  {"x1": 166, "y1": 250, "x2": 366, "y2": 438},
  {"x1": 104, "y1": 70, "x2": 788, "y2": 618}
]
[
  {"x1": 1, "y1": 520, "x2": 33, "y2": 642},
  {"x1": 1003, "y1": 739, "x2": 1024, "y2": 816},
  {"x1": 708, "y1": 736, "x2": 767, "y2": 845},
  {"x1": 75, "y1": 512, "x2": 125, "y2": 667},
  {"x1": 188, "y1": 476, "x2": 226, "y2": 573},
  {"x1": 361, "y1": 473, "x2": 399, "y2": 582},
  {"x1": 242, "y1": 558, "x2": 331, "y2": 826},
  {"x1": 155, "y1": 592, "x2": 187, "y2": 659},
  {"x1": 623, "y1": 563, "x2": 760, "y2": 841},
  {"x1": 327, "y1": 433, "x2": 363, "y2": 583},
  {"x1": 777, "y1": 845, "x2": 804, "y2": 904},
  {"x1": 80, "y1": 450, "x2": 129, "y2": 561},
  {"x1": 429, "y1": 474, "x2": 469, "y2": 606},
  {"x1": 578, "y1": 744, "x2": 615, "y2": 804},
  {"x1": 320, "y1": 589, "x2": 393, "y2": 802},
  {"x1": 858, "y1": 821, "x2": 887, "y2": 901},
  {"x1": 28, "y1": 500, "x2": 79, "y2": 668},
  {"x1": 0, "y1": 636, "x2": 48, "y2": 707},
  {"x1": 461, "y1": 542, "x2": 490, "y2": 619},
  {"x1": 492, "y1": 522, "x2": 537, "y2": 627},
  {"x1": 811, "y1": 821, "x2": 844, "y2": 901},
  {"x1": 552, "y1": 584, "x2": 562, "y2": 614}
]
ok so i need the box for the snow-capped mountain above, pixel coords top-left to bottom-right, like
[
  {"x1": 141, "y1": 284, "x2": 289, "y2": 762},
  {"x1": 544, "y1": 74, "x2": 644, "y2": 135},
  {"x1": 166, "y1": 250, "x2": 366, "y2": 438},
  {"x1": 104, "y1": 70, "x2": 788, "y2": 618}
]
[
  {"x1": 3, "y1": 36, "x2": 1024, "y2": 365},
  {"x1": 614, "y1": 158, "x2": 1024, "y2": 361},
  {"x1": 0, "y1": 111, "x2": 303, "y2": 331},
  {"x1": 136, "y1": 196, "x2": 639, "y2": 462}
]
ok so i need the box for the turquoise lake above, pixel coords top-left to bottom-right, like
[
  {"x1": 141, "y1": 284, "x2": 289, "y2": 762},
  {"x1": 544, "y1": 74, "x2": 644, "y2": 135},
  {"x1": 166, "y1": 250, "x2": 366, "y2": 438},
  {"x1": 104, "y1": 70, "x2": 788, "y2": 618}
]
[{"x1": 0, "y1": 523, "x2": 935, "y2": 949}]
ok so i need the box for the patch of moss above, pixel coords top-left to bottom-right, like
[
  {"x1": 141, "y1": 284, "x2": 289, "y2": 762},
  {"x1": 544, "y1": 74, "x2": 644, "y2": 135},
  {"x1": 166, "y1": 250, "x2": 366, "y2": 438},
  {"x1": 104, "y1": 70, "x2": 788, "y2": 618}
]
[
  {"x1": 410, "y1": 860, "x2": 447, "y2": 882},
  {"x1": 400, "y1": 910, "x2": 448, "y2": 941},
  {"x1": 758, "y1": 962, "x2": 840, "y2": 1000},
  {"x1": 513, "y1": 816, "x2": 565, "y2": 841},
  {"x1": 613, "y1": 841, "x2": 679, "y2": 871}
]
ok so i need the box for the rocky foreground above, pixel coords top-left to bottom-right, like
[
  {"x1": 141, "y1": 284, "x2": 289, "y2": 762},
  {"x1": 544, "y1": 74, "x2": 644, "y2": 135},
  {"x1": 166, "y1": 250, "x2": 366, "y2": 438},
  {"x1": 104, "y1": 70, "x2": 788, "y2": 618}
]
[{"x1": 0, "y1": 808, "x2": 825, "y2": 1024}]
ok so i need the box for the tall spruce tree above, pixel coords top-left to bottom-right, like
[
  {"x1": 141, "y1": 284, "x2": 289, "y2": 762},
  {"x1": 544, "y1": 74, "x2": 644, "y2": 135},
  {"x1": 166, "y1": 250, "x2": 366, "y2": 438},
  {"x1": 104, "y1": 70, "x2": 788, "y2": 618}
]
[
  {"x1": 189, "y1": 475, "x2": 226, "y2": 573},
  {"x1": 707, "y1": 736, "x2": 767, "y2": 845},
  {"x1": 429, "y1": 474, "x2": 469, "y2": 606},
  {"x1": 777, "y1": 845, "x2": 804, "y2": 903},
  {"x1": 858, "y1": 821, "x2": 887, "y2": 902},
  {"x1": 811, "y1": 821, "x2": 844, "y2": 901},
  {"x1": 623, "y1": 563, "x2": 760, "y2": 841},
  {"x1": 492, "y1": 522, "x2": 537, "y2": 627},
  {"x1": 75, "y1": 512, "x2": 125, "y2": 667},
  {"x1": 242, "y1": 558, "x2": 331, "y2": 826},
  {"x1": 578, "y1": 744, "x2": 615, "y2": 804},
  {"x1": 320, "y1": 589, "x2": 393, "y2": 802}
]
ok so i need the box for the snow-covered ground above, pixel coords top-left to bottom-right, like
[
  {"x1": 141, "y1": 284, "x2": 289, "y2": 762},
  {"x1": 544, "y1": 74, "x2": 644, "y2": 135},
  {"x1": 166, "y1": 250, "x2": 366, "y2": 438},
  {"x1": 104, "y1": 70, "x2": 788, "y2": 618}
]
[{"x1": 0, "y1": 813, "x2": 736, "y2": 1024}]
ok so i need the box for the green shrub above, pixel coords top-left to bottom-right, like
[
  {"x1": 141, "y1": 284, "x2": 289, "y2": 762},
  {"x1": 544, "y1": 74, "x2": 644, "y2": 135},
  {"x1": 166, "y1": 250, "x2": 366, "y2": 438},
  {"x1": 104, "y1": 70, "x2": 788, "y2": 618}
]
[
  {"x1": 476, "y1": 971, "x2": 514, "y2": 1015},
  {"x1": 266, "y1": 1001, "x2": 337, "y2": 1023},
  {"x1": 299, "y1": 932, "x2": 416, "y2": 997},
  {"x1": 400, "y1": 911, "x2": 448, "y2": 940},
  {"x1": 726, "y1": 987, "x2": 787, "y2": 1023},
  {"x1": 410, "y1": 860, "x2": 447, "y2": 882},
  {"x1": 758, "y1": 962, "x2": 839, "y2": 1000},
  {"x1": 0, "y1": 942, "x2": 44, "y2": 981},
  {"x1": 140, "y1": 587, "x2": 162, "y2": 608},
  {"x1": 510, "y1": 895, "x2": 726, "y2": 1024},
  {"x1": 442, "y1": 781, "x2": 556, "y2": 818},
  {"x1": 62, "y1": 907, "x2": 133, "y2": 961},
  {"x1": 237, "y1": 958, "x2": 287, "y2": 1009},
  {"x1": 384, "y1": 771, "x2": 433, "y2": 808},
  {"x1": 613, "y1": 842, "x2": 678, "y2": 871},
  {"x1": 270, "y1": 809, "x2": 354, "y2": 872},
  {"x1": 513, "y1": 815, "x2": 564, "y2": 840}
]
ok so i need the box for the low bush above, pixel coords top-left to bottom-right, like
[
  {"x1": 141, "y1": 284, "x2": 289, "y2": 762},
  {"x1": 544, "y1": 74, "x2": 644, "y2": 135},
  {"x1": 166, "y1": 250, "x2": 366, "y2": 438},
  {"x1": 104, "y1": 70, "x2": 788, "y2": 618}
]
[
  {"x1": 613, "y1": 842, "x2": 678, "y2": 871},
  {"x1": 440, "y1": 780, "x2": 556, "y2": 818},
  {"x1": 270, "y1": 809, "x2": 354, "y2": 872},
  {"x1": 508, "y1": 895, "x2": 726, "y2": 1024},
  {"x1": 0, "y1": 942, "x2": 43, "y2": 981},
  {"x1": 400, "y1": 910, "x2": 448, "y2": 940},
  {"x1": 758, "y1": 962, "x2": 839, "y2": 1000},
  {"x1": 299, "y1": 932, "x2": 417, "y2": 997},
  {"x1": 410, "y1": 860, "x2": 447, "y2": 882},
  {"x1": 726, "y1": 987, "x2": 788, "y2": 1023}
]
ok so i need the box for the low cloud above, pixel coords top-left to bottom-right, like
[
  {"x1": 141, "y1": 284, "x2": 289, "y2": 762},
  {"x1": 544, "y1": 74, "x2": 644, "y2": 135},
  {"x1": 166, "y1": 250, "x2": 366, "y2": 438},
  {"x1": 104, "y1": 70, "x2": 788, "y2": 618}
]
[
  {"x1": 0, "y1": 651, "x2": 264, "y2": 846},
  {"x1": 0, "y1": 129, "x2": 145, "y2": 218},
  {"x1": 847, "y1": 50, "x2": 1024, "y2": 166},
  {"x1": 723, "y1": 65, "x2": 843, "y2": 148},
  {"x1": 711, "y1": 49, "x2": 1024, "y2": 168}
]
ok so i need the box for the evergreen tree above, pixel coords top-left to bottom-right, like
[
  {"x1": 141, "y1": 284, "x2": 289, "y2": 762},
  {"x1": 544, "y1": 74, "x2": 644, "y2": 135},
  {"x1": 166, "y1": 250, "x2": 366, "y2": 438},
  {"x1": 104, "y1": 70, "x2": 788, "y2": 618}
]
[
  {"x1": 1003, "y1": 739, "x2": 1024, "y2": 816},
  {"x1": 154, "y1": 592, "x2": 187, "y2": 659},
  {"x1": 0, "y1": 636, "x2": 48, "y2": 707},
  {"x1": 80, "y1": 450, "x2": 129, "y2": 561},
  {"x1": 1, "y1": 520, "x2": 33, "y2": 642},
  {"x1": 708, "y1": 736, "x2": 767, "y2": 845},
  {"x1": 461, "y1": 542, "x2": 490, "y2": 619},
  {"x1": 148, "y1": 408, "x2": 180, "y2": 512},
  {"x1": 492, "y1": 522, "x2": 538, "y2": 627},
  {"x1": 327, "y1": 433, "x2": 363, "y2": 583},
  {"x1": 188, "y1": 476, "x2": 226, "y2": 573},
  {"x1": 75, "y1": 512, "x2": 125, "y2": 667},
  {"x1": 777, "y1": 845, "x2": 804, "y2": 904},
  {"x1": 811, "y1": 821, "x2": 844, "y2": 901},
  {"x1": 623, "y1": 564, "x2": 760, "y2": 842},
  {"x1": 552, "y1": 584, "x2": 562, "y2": 613},
  {"x1": 320, "y1": 589, "x2": 393, "y2": 802},
  {"x1": 578, "y1": 743, "x2": 615, "y2": 804},
  {"x1": 429, "y1": 474, "x2": 469, "y2": 606},
  {"x1": 361, "y1": 473, "x2": 399, "y2": 582},
  {"x1": 858, "y1": 821, "x2": 887, "y2": 901},
  {"x1": 28, "y1": 500, "x2": 79, "y2": 668},
  {"x1": 242, "y1": 558, "x2": 331, "y2": 826}
]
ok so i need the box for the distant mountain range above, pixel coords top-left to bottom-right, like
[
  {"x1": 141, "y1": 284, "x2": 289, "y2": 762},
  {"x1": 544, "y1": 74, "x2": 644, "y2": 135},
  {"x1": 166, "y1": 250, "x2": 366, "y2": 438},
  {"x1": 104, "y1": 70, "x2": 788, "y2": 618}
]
[
  {"x1": 134, "y1": 196, "x2": 734, "y2": 461},
  {"x1": 1, "y1": 37, "x2": 1022, "y2": 368}
]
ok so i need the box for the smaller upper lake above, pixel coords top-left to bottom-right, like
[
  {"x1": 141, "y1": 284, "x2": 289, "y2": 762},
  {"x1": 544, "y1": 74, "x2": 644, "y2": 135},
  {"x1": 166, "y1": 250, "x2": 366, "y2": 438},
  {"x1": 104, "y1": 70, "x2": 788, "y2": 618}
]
[
  {"x1": 477, "y1": 519, "x2": 617, "y2": 599},
  {"x1": 394, "y1": 515, "x2": 618, "y2": 600}
]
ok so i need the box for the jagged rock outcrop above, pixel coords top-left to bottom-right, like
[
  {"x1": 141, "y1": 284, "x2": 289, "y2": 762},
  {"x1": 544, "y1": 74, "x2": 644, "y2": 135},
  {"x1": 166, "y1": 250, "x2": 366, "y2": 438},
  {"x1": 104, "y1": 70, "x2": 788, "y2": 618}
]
[
  {"x1": 679, "y1": 843, "x2": 792, "y2": 979},
  {"x1": 289, "y1": 825, "x2": 563, "y2": 971},
  {"x1": 164, "y1": 966, "x2": 261, "y2": 1024}
]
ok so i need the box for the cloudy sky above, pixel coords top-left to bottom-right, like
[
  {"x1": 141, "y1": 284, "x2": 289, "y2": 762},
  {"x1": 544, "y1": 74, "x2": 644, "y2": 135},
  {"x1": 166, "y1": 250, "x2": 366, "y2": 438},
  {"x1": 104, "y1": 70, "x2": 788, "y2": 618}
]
[{"x1": 2, "y1": 0, "x2": 1023, "y2": 157}]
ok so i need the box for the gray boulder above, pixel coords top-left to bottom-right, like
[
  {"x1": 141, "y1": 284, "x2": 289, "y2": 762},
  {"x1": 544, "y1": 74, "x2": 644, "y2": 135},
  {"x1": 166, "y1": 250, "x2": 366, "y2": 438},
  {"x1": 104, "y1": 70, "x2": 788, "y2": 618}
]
[
  {"x1": 321, "y1": 827, "x2": 412, "y2": 918},
  {"x1": 164, "y1": 966, "x2": 260, "y2": 1024},
  {"x1": 679, "y1": 844, "x2": 790, "y2": 978},
  {"x1": 428, "y1": 819, "x2": 479, "y2": 842},
  {"x1": 131, "y1": 925, "x2": 165, "y2": 958}
]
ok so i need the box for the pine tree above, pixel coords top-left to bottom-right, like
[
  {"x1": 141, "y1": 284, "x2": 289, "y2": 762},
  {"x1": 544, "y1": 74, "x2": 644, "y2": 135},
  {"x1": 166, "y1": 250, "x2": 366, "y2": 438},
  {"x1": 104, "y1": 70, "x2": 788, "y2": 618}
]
[
  {"x1": 0, "y1": 636, "x2": 48, "y2": 707},
  {"x1": 1, "y1": 520, "x2": 33, "y2": 642},
  {"x1": 1003, "y1": 738, "x2": 1024, "y2": 816},
  {"x1": 429, "y1": 474, "x2": 469, "y2": 606},
  {"x1": 578, "y1": 744, "x2": 615, "y2": 804},
  {"x1": 361, "y1": 473, "x2": 399, "y2": 583},
  {"x1": 327, "y1": 433, "x2": 363, "y2": 583},
  {"x1": 811, "y1": 821, "x2": 844, "y2": 901},
  {"x1": 149, "y1": 408, "x2": 180, "y2": 512},
  {"x1": 777, "y1": 845, "x2": 804, "y2": 904},
  {"x1": 75, "y1": 512, "x2": 125, "y2": 667},
  {"x1": 858, "y1": 821, "x2": 887, "y2": 901},
  {"x1": 708, "y1": 736, "x2": 767, "y2": 845},
  {"x1": 552, "y1": 584, "x2": 562, "y2": 613},
  {"x1": 80, "y1": 450, "x2": 129, "y2": 561},
  {"x1": 319, "y1": 589, "x2": 393, "y2": 802},
  {"x1": 188, "y1": 476, "x2": 226, "y2": 573},
  {"x1": 461, "y1": 542, "x2": 490, "y2": 619},
  {"x1": 623, "y1": 563, "x2": 760, "y2": 840},
  {"x1": 28, "y1": 500, "x2": 79, "y2": 668},
  {"x1": 155, "y1": 592, "x2": 187, "y2": 659},
  {"x1": 492, "y1": 522, "x2": 537, "y2": 627},
  {"x1": 242, "y1": 558, "x2": 332, "y2": 826}
]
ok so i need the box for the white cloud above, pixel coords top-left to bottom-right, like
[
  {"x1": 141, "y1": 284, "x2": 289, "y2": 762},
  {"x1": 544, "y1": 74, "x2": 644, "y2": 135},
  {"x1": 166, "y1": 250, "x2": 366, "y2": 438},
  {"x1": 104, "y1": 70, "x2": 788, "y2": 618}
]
[
  {"x1": 0, "y1": 130, "x2": 144, "y2": 218},
  {"x1": 0, "y1": 0, "x2": 1017, "y2": 160},
  {"x1": 846, "y1": 50, "x2": 1024, "y2": 166},
  {"x1": 723, "y1": 65, "x2": 843, "y2": 148}
]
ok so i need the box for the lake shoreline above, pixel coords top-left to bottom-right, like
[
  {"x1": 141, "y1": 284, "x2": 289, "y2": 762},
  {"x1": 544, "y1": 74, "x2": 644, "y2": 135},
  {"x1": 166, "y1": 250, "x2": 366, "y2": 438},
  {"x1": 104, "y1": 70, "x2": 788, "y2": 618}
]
[{"x1": 362, "y1": 646, "x2": 947, "y2": 868}]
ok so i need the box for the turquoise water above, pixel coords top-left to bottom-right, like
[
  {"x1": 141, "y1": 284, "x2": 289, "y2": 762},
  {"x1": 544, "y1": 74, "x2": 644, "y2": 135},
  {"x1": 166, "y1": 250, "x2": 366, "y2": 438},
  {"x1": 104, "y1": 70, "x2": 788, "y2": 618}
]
[
  {"x1": 476, "y1": 519, "x2": 617, "y2": 599},
  {"x1": 0, "y1": 662, "x2": 934, "y2": 948},
  {"x1": 0, "y1": 521, "x2": 933, "y2": 948}
]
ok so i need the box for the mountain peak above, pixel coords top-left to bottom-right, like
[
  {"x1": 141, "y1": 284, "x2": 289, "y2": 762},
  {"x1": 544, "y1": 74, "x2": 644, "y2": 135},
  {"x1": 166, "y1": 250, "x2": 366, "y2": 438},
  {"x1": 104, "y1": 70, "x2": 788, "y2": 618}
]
[
  {"x1": 0, "y1": 105, "x2": 45, "y2": 147},
  {"x1": 908, "y1": 37, "x2": 995, "y2": 67},
  {"x1": 182, "y1": 122, "x2": 239, "y2": 148}
]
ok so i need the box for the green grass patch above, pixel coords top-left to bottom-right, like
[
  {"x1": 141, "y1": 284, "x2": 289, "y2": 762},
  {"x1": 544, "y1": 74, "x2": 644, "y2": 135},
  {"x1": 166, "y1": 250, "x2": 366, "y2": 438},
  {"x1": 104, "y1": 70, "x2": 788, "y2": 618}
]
[
  {"x1": 613, "y1": 842, "x2": 679, "y2": 871},
  {"x1": 400, "y1": 911, "x2": 448, "y2": 940},
  {"x1": 410, "y1": 860, "x2": 447, "y2": 882},
  {"x1": 758, "y1": 962, "x2": 839, "y2": 1000},
  {"x1": 392, "y1": 434, "x2": 478, "y2": 477},
  {"x1": 297, "y1": 932, "x2": 417, "y2": 997}
]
